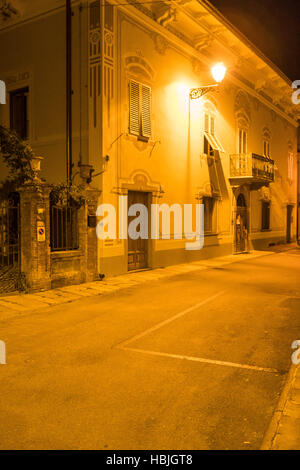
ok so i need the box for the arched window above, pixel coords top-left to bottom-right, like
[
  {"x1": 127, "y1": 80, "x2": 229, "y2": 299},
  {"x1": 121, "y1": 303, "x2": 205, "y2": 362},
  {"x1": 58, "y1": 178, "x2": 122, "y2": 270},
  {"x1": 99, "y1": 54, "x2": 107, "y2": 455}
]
[
  {"x1": 236, "y1": 112, "x2": 250, "y2": 155},
  {"x1": 262, "y1": 128, "x2": 271, "y2": 158},
  {"x1": 235, "y1": 90, "x2": 251, "y2": 155}
]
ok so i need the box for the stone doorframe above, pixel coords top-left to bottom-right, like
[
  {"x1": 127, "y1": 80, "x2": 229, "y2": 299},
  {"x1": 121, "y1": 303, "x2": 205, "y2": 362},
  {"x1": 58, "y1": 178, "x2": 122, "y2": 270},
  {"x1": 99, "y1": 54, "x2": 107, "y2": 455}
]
[
  {"x1": 113, "y1": 170, "x2": 164, "y2": 270},
  {"x1": 114, "y1": 170, "x2": 164, "y2": 199}
]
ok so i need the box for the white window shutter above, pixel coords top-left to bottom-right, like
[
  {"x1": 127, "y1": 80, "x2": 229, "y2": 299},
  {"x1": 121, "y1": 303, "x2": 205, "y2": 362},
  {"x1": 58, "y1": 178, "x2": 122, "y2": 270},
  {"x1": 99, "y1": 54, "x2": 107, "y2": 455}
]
[
  {"x1": 141, "y1": 84, "x2": 151, "y2": 139},
  {"x1": 129, "y1": 80, "x2": 140, "y2": 136}
]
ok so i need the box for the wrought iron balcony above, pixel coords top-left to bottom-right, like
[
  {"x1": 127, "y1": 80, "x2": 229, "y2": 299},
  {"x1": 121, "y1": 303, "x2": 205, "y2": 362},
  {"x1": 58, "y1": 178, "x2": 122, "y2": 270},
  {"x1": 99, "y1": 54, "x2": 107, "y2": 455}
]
[{"x1": 229, "y1": 153, "x2": 274, "y2": 187}]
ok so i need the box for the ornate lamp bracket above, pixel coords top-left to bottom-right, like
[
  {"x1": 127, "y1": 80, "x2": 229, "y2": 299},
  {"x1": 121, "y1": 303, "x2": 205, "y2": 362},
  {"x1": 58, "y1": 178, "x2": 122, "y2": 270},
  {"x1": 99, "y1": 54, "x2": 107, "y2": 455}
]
[{"x1": 189, "y1": 84, "x2": 219, "y2": 100}]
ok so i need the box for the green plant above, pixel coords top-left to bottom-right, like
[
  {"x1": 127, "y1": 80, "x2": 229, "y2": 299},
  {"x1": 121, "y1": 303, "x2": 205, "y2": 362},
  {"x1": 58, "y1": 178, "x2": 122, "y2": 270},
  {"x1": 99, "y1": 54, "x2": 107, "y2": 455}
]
[
  {"x1": 0, "y1": 125, "x2": 35, "y2": 198},
  {"x1": 50, "y1": 182, "x2": 86, "y2": 207},
  {"x1": 0, "y1": 125, "x2": 85, "y2": 206}
]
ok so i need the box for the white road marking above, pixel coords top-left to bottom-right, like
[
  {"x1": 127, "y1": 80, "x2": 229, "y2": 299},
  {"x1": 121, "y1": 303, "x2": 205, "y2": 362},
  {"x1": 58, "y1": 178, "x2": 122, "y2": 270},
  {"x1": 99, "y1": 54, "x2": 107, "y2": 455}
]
[
  {"x1": 121, "y1": 346, "x2": 280, "y2": 374},
  {"x1": 118, "y1": 290, "x2": 226, "y2": 348},
  {"x1": 117, "y1": 289, "x2": 280, "y2": 374}
]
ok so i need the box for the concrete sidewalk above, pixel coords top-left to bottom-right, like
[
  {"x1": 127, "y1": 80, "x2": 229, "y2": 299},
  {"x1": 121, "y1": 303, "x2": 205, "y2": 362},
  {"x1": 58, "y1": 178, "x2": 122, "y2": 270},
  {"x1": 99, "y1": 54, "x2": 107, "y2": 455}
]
[
  {"x1": 0, "y1": 249, "x2": 273, "y2": 322},
  {"x1": 263, "y1": 364, "x2": 300, "y2": 450}
]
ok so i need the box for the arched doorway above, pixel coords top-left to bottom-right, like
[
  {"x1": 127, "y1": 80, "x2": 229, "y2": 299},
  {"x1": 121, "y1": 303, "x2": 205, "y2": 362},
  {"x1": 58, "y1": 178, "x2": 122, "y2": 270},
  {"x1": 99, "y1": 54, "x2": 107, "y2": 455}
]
[{"x1": 235, "y1": 193, "x2": 248, "y2": 253}]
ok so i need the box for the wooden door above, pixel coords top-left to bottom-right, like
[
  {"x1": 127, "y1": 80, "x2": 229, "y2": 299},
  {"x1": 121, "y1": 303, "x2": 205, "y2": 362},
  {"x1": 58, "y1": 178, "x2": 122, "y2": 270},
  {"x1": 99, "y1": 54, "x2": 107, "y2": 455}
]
[
  {"x1": 128, "y1": 191, "x2": 148, "y2": 271},
  {"x1": 287, "y1": 205, "x2": 293, "y2": 243}
]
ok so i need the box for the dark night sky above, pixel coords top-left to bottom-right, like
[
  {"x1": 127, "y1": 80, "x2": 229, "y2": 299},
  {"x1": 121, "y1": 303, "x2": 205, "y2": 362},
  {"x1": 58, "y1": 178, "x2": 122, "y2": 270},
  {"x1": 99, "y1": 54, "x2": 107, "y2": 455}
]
[{"x1": 209, "y1": 0, "x2": 300, "y2": 81}]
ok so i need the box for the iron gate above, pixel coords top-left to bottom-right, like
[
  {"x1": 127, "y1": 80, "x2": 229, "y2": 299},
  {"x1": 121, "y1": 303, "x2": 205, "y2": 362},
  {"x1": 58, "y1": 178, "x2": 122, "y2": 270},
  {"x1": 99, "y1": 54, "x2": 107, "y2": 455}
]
[{"x1": 0, "y1": 193, "x2": 24, "y2": 294}]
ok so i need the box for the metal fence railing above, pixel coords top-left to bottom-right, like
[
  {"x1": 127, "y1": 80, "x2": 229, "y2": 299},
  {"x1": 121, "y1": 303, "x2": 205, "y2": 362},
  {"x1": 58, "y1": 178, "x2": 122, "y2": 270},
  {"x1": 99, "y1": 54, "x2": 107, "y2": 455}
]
[
  {"x1": 0, "y1": 194, "x2": 24, "y2": 294},
  {"x1": 50, "y1": 204, "x2": 79, "y2": 251}
]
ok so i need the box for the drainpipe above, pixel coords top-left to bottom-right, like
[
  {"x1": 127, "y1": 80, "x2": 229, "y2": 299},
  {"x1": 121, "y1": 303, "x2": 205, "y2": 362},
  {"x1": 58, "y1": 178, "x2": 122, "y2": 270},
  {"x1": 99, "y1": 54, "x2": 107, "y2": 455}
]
[{"x1": 66, "y1": 0, "x2": 72, "y2": 186}]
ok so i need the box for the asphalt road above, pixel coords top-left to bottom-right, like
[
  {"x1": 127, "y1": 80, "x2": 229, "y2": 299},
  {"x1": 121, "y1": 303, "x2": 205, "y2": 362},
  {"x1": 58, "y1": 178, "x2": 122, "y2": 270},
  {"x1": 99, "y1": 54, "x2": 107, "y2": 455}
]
[{"x1": 0, "y1": 248, "x2": 300, "y2": 450}]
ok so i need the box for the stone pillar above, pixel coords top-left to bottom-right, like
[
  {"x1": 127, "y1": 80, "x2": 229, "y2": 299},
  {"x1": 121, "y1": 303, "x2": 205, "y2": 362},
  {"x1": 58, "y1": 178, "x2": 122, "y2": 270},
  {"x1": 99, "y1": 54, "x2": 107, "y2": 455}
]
[
  {"x1": 18, "y1": 182, "x2": 51, "y2": 292},
  {"x1": 78, "y1": 164, "x2": 101, "y2": 282},
  {"x1": 82, "y1": 186, "x2": 101, "y2": 282}
]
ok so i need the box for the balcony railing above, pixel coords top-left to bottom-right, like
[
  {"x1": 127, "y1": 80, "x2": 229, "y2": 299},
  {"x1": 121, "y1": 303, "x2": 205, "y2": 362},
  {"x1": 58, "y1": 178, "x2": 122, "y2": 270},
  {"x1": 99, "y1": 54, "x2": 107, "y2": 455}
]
[{"x1": 230, "y1": 153, "x2": 274, "y2": 184}]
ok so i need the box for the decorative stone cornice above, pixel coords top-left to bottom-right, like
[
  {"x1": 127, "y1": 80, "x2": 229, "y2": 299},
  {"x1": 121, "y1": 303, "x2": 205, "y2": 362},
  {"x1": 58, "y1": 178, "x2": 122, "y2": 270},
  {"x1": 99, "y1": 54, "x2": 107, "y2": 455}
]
[
  {"x1": 2, "y1": 0, "x2": 297, "y2": 126},
  {"x1": 194, "y1": 33, "x2": 213, "y2": 52},
  {"x1": 155, "y1": 4, "x2": 176, "y2": 27},
  {"x1": 255, "y1": 79, "x2": 268, "y2": 93}
]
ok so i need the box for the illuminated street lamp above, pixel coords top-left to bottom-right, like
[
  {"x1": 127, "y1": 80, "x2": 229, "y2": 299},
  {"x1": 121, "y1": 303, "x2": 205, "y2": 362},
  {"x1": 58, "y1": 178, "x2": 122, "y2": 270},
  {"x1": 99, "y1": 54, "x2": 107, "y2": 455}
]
[
  {"x1": 190, "y1": 62, "x2": 227, "y2": 100},
  {"x1": 211, "y1": 63, "x2": 227, "y2": 82}
]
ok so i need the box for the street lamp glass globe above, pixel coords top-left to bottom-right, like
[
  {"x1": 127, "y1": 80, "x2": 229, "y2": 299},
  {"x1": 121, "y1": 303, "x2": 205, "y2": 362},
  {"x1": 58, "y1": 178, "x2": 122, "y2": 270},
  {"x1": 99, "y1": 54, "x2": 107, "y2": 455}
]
[{"x1": 211, "y1": 63, "x2": 226, "y2": 83}]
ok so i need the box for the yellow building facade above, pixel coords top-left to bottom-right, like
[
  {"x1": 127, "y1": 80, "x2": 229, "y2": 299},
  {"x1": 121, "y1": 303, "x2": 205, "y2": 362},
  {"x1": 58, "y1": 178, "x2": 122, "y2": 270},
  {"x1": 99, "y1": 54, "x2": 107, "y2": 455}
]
[{"x1": 0, "y1": 0, "x2": 299, "y2": 280}]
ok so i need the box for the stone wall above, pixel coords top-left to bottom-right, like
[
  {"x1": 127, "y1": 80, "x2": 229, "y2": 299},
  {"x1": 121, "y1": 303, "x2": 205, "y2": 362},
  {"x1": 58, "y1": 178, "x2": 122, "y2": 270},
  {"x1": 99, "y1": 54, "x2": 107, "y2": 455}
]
[{"x1": 19, "y1": 180, "x2": 100, "y2": 293}]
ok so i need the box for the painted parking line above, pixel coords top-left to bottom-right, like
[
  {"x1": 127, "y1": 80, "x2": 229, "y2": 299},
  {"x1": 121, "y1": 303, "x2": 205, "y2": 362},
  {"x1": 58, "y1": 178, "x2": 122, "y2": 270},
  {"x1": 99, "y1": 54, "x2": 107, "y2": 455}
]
[
  {"x1": 121, "y1": 346, "x2": 280, "y2": 374},
  {"x1": 117, "y1": 290, "x2": 226, "y2": 348},
  {"x1": 117, "y1": 289, "x2": 281, "y2": 374}
]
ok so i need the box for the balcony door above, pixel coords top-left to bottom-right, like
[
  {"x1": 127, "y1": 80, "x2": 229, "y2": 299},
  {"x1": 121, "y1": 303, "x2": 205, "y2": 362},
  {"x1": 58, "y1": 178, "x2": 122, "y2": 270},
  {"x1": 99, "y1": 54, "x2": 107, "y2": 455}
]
[
  {"x1": 235, "y1": 193, "x2": 248, "y2": 253},
  {"x1": 128, "y1": 191, "x2": 149, "y2": 271}
]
